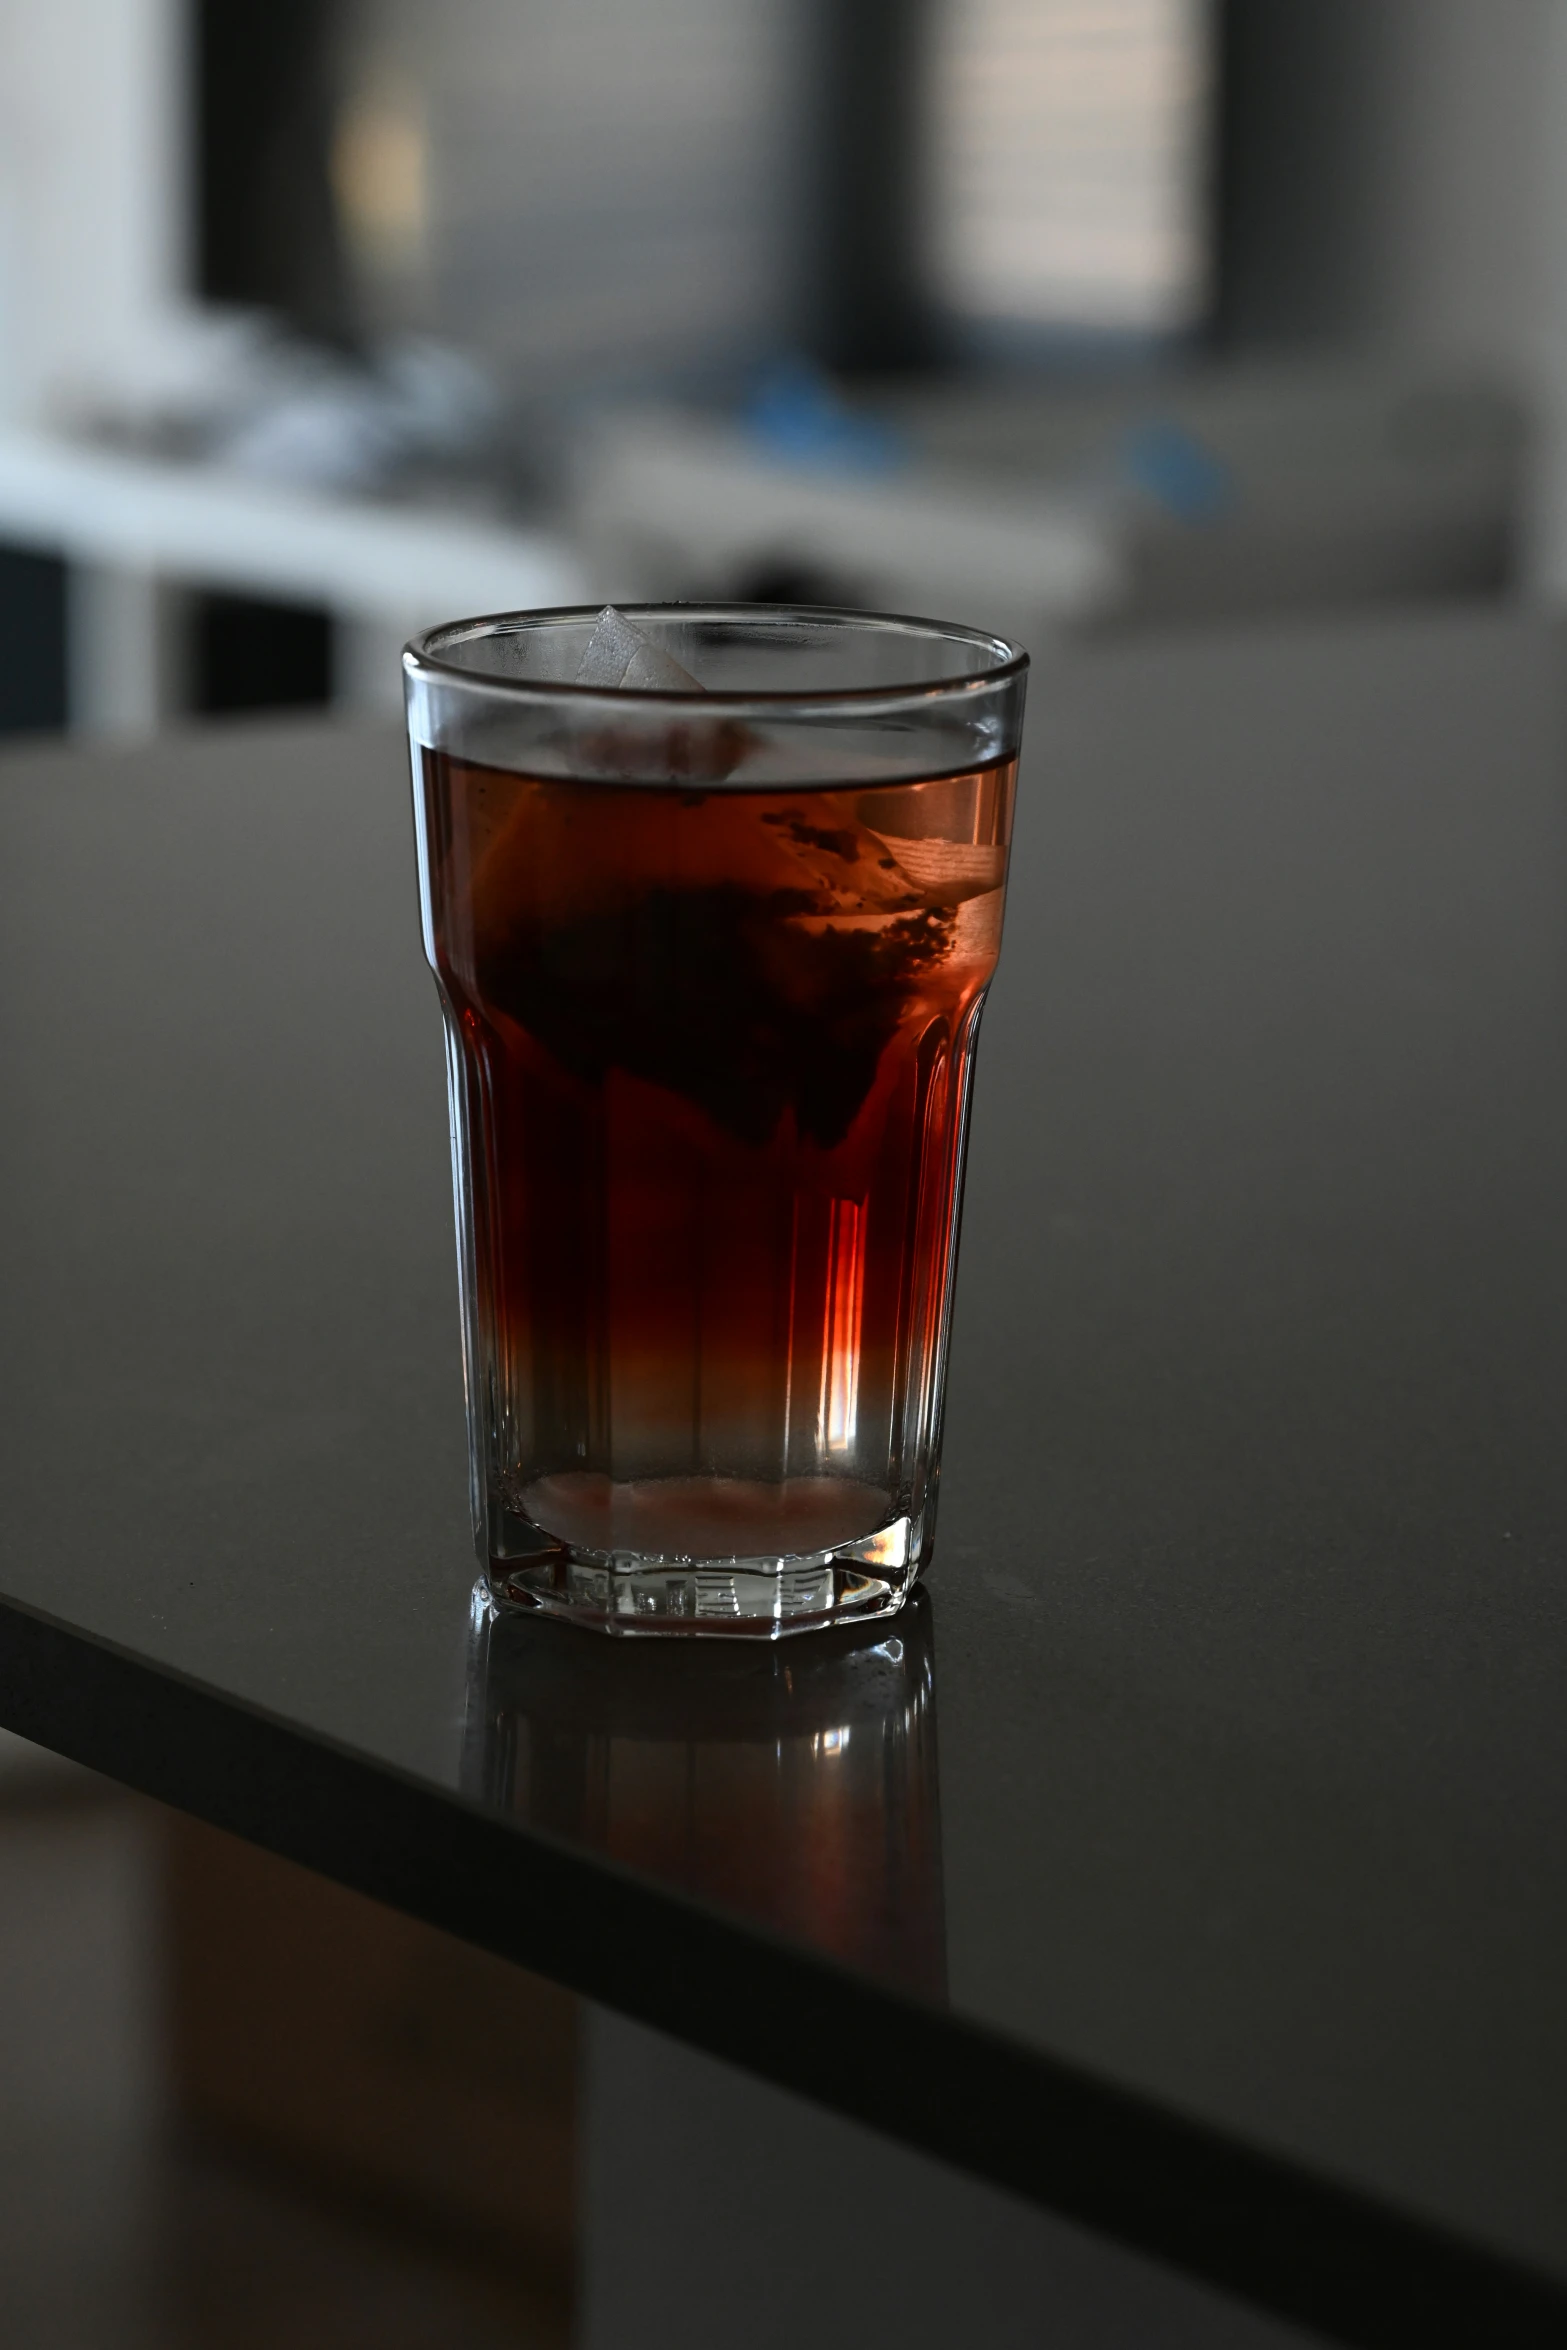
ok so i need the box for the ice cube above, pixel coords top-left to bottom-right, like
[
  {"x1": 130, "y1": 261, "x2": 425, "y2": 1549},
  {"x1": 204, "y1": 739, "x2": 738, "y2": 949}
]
[{"x1": 575, "y1": 606, "x2": 703, "y2": 693}]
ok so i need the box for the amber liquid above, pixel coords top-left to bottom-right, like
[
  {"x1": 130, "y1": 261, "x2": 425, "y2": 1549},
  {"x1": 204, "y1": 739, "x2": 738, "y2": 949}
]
[{"x1": 420, "y1": 748, "x2": 1015, "y2": 1565}]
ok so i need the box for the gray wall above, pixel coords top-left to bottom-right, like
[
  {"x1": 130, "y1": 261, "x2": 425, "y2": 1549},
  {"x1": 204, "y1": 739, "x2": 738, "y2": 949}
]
[{"x1": 1220, "y1": 0, "x2": 1548, "y2": 366}]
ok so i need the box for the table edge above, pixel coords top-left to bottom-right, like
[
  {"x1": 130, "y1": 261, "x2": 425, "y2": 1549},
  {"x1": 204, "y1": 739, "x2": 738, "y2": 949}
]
[{"x1": 0, "y1": 1590, "x2": 1560, "y2": 2347}]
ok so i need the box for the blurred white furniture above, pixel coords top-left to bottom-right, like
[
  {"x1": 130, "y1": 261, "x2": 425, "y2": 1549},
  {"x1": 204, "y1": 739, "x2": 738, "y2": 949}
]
[
  {"x1": 0, "y1": 424, "x2": 585, "y2": 728},
  {"x1": 580, "y1": 361, "x2": 1526, "y2": 653},
  {"x1": 577, "y1": 405, "x2": 1124, "y2": 653}
]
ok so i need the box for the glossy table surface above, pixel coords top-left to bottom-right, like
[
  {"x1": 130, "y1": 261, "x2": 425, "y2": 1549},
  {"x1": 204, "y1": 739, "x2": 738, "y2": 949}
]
[{"x1": 2, "y1": 610, "x2": 1565, "y2": 2347}]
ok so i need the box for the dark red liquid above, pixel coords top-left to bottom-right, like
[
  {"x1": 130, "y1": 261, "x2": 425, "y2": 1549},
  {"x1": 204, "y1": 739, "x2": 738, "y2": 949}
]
[{"x1": 419, "y1": 748, "x2": 1015, "y2": 1563}]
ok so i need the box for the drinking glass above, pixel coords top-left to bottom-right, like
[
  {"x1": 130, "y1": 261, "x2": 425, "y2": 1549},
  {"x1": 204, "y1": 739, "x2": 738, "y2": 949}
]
[{"x1": 406, "y1": 605, "x2": 1028, "y2": 1635}]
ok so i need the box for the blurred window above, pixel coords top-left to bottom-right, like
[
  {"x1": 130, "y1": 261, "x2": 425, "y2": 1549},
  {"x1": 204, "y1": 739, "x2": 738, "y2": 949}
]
[
  {"x1": 332, "y1": 0, "x2": 801, "y2": 393},
  {"x1": 930, "y1": 0, "x2": 1215, "y2": 339}
]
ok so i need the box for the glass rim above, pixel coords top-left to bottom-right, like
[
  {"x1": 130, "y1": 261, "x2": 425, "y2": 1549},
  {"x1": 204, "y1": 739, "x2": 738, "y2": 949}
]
[{"x1": 403, "y1": 601, "x2": 1030, "y2": 717}]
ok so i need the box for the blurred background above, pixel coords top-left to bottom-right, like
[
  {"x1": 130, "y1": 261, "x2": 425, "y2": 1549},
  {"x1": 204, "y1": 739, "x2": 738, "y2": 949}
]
[
  {"x1": 0, "y1": 0, "x2": 1562, "y2": 737},
  {"x1": 0, "y1": 1, "x2": 1562, "y2": 2341}
]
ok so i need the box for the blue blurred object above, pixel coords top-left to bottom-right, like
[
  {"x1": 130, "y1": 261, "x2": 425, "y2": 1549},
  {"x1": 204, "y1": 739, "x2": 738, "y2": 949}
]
[
  {"x1": 745, "y1": 359, "x2": 908, "y2": 475},
  {"x1": 1120, "y1": 418, "x2": 1233, "y2": 522}
]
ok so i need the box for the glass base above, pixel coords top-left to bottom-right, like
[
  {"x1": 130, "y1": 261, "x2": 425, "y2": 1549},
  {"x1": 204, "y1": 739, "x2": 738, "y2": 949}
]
[{"x1": 484, "y1": 1490, "x2": 925, "y2": 1638}]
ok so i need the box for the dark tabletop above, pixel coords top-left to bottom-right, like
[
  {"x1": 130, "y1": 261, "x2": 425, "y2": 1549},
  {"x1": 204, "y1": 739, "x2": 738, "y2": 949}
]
[{"x1": 2, "y1": 609, "x2": 1565, "y2": 2348}]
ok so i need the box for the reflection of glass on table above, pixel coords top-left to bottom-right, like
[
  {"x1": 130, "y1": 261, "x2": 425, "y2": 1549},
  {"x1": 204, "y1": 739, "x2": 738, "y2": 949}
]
[{"x1": 462, "y1": 1585, "x2": 946, "y2": 1998}]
